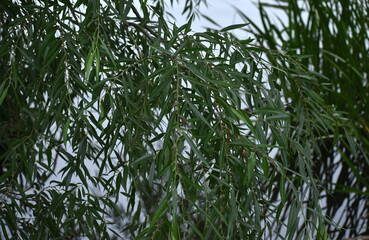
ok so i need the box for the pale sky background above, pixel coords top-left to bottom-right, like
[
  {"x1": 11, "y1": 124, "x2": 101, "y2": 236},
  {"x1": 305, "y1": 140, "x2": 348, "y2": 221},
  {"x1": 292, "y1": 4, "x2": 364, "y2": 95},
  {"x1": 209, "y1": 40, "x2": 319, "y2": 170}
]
[{"x1": 164, "y1": 0, "x2": 286, "y2": 38}]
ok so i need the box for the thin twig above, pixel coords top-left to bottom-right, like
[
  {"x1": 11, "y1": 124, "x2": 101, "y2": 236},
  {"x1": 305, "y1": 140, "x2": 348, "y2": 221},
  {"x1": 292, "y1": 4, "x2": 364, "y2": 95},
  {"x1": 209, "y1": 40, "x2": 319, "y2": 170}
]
[
  {"x1": 131, "y1": 4, "x2": 158, "y2": 38},
  {"x1": 342, "y1": 236, "x2": 369, "y2": 240},
  {"x1": 126, "y1": 22, "x2": 155, "y2": 43}
]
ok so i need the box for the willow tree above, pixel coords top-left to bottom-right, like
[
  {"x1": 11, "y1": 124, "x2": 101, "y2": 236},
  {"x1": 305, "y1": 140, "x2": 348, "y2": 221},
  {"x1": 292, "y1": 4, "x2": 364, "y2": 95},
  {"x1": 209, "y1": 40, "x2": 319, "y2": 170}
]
[
  {"x1": 241, "y1": 0, "x2": 369, "y2": 238},
  {"x1": 0, "y1": 0, "x2": 365, "y2": 239}
]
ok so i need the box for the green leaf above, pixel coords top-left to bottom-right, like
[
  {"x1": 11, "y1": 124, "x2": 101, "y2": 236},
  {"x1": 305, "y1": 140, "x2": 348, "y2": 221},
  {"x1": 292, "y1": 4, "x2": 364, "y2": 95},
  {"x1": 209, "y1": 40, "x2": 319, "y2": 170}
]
[
  {"x1": 150, "y1": 193, "x2": 170, "y2": 227},
  {"x1": 184, "y1": 62, "x2": 231, "y2": 87},
  {"x1": 247, "y1": 153, "x2": 256, "y2": 183},
  {"x1": 0, "y1": 81, "x2": 8, "y2": 106},
  {"x1": 171, "y1": 214, "x2": 180, "y2": 240},
  {"x1": 183, "y1": 133, "x2": 211, "y2": 169},
  {"x1": 85, "y1": 47, "x2": 94, "y2": 81},
  {"x1": 184, "y1": 94, "x2": 212, "y2": 129},
  {"x1": 95, "y1": 47, "x2": 100, "y2": 79},
  {"x1": 229, "y1": 107, "x2": 255, "y2": 133},
  {"x1": 220, "y1": 23, "x2": 249, "y2": 32},
  {"x1": 77, "y1": 137, "x2": 88, "y2": 163},
  {"x1": 151, "y1": 44, "x2": 173, "y2": 55},
  {"x1": 62, "y1": 118, "x2": 71, "y2": 147}
]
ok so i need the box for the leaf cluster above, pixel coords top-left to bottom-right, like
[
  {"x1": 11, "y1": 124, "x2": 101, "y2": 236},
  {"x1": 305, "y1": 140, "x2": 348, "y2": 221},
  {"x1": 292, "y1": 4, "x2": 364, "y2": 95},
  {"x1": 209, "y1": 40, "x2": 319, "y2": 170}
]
[
  {"x1": 242, "y1": 0, "x2": 369, "y2": 238},
  {"x1": 0, "y1": 0, "x2": 367, "y2": 239}
]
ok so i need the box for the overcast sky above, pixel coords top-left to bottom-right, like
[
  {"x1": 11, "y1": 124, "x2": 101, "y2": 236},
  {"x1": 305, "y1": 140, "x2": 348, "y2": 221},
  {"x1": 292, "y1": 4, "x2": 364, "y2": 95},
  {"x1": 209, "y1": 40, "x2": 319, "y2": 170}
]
[{"x1": 164, "y1": 0, "x2": 284, "y2": 38}]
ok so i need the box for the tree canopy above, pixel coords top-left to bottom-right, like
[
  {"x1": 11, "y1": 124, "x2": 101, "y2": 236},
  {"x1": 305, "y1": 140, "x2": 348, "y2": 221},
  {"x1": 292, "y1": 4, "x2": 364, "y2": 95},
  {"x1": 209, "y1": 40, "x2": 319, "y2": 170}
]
[{"x1": 0, "y1": 0, "x2": 368, "y2": 239}]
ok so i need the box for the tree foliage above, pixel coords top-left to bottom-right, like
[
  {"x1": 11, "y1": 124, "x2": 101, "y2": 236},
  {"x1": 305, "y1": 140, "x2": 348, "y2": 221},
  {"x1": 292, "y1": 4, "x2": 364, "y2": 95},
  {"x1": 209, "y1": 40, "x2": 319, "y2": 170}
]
[
  {"x1": 242, "y1": 0, "x2": 369, "y2": 238},
  {"x1": 0, "y1": 0, "x2": 367, "y2": 239}
]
